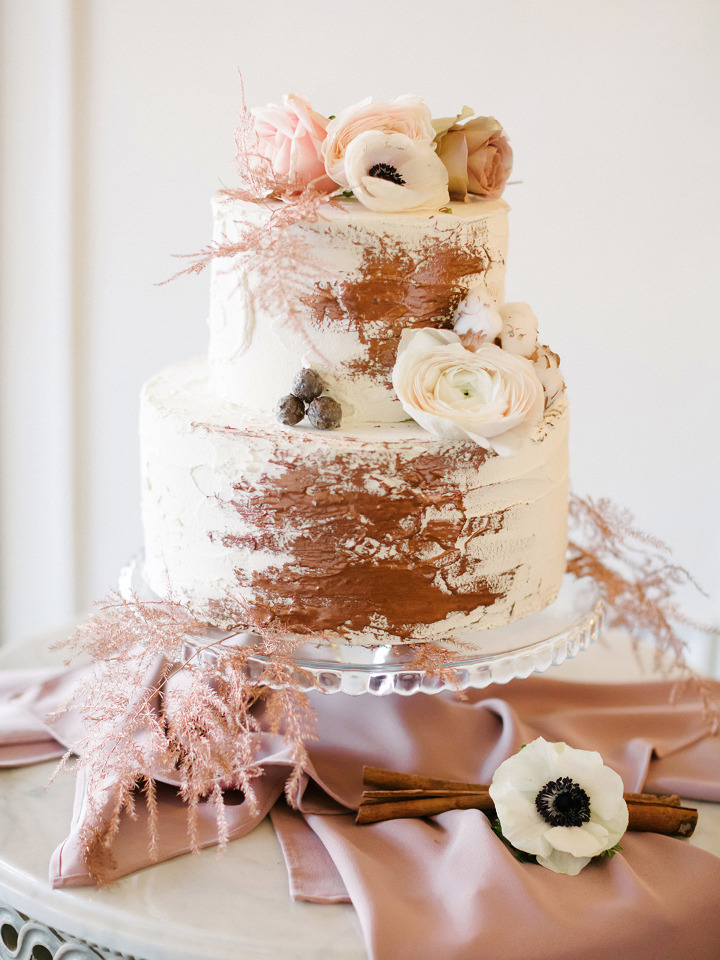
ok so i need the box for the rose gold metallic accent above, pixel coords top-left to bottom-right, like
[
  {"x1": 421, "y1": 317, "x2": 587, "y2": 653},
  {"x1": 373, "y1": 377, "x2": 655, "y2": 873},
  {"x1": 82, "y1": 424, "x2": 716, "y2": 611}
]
[
  {"x1": 300, "y1": 228, "x2": 496, "y2": 385},
  {"x1": 216, "y1": 444, "x2": 513, "y2": 641}
]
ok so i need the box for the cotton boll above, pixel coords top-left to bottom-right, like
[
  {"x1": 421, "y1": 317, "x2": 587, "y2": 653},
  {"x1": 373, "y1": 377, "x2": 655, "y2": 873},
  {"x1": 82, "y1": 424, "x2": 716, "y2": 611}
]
[
  {"x1": 453, "y1": 284, "x2": 503, "y2": 342},
  {"x1": 499, "y1": 302, "x2": 539, "y2": 358},
  {"x1": 534, "y1": 345, "x2": 564, "y2": 407}
]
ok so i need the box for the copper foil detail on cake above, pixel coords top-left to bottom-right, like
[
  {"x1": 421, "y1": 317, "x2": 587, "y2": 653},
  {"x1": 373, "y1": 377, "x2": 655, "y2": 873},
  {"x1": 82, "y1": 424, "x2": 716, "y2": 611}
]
[
  {"x1": 216, "y1": 445, "x2": 513, "y2": 641},
  {"x1": 143, "y1": 367, "x2": 569, "y2": 647},
  {"x1": 299, "y1": 226, "x2": 498, "y2": 385}
]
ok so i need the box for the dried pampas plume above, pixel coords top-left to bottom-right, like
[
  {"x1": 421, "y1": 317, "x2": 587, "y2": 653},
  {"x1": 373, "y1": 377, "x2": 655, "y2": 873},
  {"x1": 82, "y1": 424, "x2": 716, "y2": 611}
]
[
  {"x1": 165, "y1": 76, "x2": 338, "y2": 362},
  {"x1": 53, "y1": 592, "x2": 316, "y2": 884},
  {"x1": 568, "y1": 493, "x2": 720, "y2": 729}
]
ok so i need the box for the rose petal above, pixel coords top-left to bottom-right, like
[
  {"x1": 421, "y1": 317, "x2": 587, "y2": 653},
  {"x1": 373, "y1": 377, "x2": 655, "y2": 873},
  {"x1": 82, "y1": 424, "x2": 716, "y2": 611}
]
[
  {"x1": 431, "y1": 104, "x2": 474, "y2": 138},
  {"x1": 461, "y1": 115, "x2": 502, "y2": 151},
  {"x1": 436, "y1": 130, "x2": 469, "y2": 201}
]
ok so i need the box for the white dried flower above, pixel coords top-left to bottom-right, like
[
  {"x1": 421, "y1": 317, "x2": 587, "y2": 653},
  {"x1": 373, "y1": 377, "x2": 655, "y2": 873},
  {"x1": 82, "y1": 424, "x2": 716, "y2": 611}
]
[
  {"x1": 453, "y1": 284, "x2": 503, "y2": 342},
  {"x1": 498, "y1": 302, "x2": 539, "y2": 358}
]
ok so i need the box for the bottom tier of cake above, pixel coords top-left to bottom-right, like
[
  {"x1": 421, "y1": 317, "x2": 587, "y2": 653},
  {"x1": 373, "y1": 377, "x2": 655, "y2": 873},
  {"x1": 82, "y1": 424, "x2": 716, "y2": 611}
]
[{"x1": 140, "y1": 360, "x2": 569, "y2": 646}]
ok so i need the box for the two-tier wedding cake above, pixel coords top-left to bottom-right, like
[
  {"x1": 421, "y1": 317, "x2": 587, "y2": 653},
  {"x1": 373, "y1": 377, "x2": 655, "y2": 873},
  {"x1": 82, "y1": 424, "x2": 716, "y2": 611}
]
[{"x1": 140, "y1": 92, "x2": 569, "y2": 647}]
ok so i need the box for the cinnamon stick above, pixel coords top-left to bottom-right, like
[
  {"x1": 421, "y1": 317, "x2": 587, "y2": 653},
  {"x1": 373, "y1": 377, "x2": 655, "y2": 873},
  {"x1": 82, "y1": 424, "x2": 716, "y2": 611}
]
[
  {"x1": 625, "y1": 797, "x2": 698, "y2": 837},
  {"x1": 363, "y1": 767, "x2": 484, "y2": 793},
  {"x1": 357, "y1": 794, "x2": 493, "y2": 824},
  {"x1": 356, "y1": 766, "x2": 698, "y2": 838}
]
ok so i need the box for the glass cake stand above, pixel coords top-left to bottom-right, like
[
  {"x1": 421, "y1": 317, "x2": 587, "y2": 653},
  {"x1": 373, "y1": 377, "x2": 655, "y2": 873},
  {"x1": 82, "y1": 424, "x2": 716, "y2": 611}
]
[{"x1": 119, "y1": 557, "x2": 604, "y2": 696}]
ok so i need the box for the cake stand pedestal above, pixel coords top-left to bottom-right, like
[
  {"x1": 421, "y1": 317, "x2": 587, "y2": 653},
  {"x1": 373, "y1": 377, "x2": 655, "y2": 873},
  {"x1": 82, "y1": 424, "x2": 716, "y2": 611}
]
[
  {"x1": 0, "y1": 627, "x2": 718, "y2": 960},
  {"x1": 120, "y1": 560, "x2": 606, "y2": 695}
]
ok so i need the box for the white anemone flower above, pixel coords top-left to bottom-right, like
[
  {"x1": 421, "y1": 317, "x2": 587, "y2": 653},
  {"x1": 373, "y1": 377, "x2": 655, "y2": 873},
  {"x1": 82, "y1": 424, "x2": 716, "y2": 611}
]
[
  {"x1": 343, "y1": 130, "x2": 449, "y2": 213},
  {"x1": 489, "y1": 738, "x2": 629, "y2": 875}
]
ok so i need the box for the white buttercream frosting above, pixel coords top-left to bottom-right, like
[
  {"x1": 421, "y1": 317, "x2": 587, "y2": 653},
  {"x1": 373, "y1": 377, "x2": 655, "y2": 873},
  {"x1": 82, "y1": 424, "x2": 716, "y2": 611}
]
[
  {"x1": 207, "y1": 196, "x2": 509, "y2": 424},
  {"x1": 139, "y1": 181, "x2": 570, "y2": 649},
  {"x1": 141, "y1": 359, "x2": 569, "y2": 646}
]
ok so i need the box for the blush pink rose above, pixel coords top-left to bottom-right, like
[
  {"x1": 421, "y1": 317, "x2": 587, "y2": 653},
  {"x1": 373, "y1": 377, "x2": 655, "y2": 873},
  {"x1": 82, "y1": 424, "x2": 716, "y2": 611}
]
[
  {"x1": 436, "y1": 116, "x2": 513, "y2": 201},
  {"x1": 322, "y1": 95, "x2": 436, "y2": 187},
  {"x1": 251, "y1": 94, "x2": 335, "y2": 192}
]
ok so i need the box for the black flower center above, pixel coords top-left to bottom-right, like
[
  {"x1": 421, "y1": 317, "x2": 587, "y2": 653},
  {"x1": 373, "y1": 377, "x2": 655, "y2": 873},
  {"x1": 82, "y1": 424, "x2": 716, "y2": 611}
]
[
  {"x1": 367, "y1": 162, "x2": 406, "y2": 186},
  {"x1": 535, "y1": 776, "x2": 591, "y2": 827}
]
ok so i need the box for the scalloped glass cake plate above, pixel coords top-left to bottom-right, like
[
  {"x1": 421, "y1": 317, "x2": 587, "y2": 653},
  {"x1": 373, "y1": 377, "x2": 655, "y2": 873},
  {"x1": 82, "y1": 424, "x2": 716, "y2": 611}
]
[{"x1": 119, "y1": 555, "x2": 603, "y2": 696}]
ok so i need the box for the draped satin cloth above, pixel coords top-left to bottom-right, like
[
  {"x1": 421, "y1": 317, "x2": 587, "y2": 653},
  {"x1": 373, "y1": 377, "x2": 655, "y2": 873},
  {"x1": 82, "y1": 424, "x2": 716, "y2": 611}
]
[{"x1": 1, "y1": 660, "x2": 720, "y2": 960}]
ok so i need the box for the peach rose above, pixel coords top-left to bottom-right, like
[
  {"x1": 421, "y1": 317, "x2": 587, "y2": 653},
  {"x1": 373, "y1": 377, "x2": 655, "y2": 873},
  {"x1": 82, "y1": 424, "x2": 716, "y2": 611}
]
[
  {"x1": 392, "y1": 328, "x2": 544, "y2": 455},
  {"x1": 252, "y1": 94, "x2": 335, "y2": 192},
  {"x1": 436, "y1": 116, "x2": 513, "y2": 201},
  {"x1": 322, "y1": 95, "x2": 436, "y2": 187}
]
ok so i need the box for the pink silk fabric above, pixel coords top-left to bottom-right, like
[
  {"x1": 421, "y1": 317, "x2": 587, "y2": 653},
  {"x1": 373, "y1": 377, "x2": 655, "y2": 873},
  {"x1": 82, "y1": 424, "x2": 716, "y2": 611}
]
[{"x1": 2, "y1": 661, "x2": 720, "y2": 959}]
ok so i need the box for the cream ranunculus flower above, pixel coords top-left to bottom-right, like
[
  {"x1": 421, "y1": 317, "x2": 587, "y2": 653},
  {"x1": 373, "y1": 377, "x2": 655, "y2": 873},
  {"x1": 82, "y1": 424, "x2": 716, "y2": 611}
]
[
  {"x1": 489, "y1": 738, "x2": 629, "y2": 875},
  {"x1": 322, "y1": 95, "x2": 436, "y2": 187},
  {"x1": 391, "y1": 328, "x2": 544, "y2": 455},
  {"x1": 343, "y1": 131, "x2": 449, "y2": 213}
]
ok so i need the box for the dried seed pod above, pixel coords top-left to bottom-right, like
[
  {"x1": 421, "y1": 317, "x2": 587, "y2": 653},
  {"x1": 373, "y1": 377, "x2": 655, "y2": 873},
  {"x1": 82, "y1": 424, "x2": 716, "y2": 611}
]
[
  {"x1": 291, "y1": 368, "x2": 324, "y2": 403},
  {"x1": 306, "y1": 396, "x2": 342, "y2": 430},
  {"x1": 275, "y1": 394, "x2": 305, "y2": 426}
]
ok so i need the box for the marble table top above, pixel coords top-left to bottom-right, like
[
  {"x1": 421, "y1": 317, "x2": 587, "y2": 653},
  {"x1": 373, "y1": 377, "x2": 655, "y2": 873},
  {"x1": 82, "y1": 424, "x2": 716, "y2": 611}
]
[{"x1": 0, "y1": 626, "x2": 718, "y2": 960}]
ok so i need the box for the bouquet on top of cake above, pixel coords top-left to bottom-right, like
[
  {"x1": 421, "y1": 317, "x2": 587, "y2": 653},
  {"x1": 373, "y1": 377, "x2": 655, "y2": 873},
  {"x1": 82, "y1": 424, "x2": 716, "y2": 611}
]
[{"x1": 141, "y1": 91, "x2": 569, "y2": 648}]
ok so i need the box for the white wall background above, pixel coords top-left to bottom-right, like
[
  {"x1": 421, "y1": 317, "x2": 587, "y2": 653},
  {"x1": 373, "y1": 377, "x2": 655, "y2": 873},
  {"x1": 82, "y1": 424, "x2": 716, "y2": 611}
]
[{"x1": 1, "y1": 0, "x2": 719, "y2": 671}]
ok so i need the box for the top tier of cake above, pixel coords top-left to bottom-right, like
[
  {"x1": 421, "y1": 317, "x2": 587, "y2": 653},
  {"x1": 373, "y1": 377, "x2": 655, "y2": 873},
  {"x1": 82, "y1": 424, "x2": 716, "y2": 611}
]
[{"x1": 207, "y1": 197, "x2": 509, "y2": 423}]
